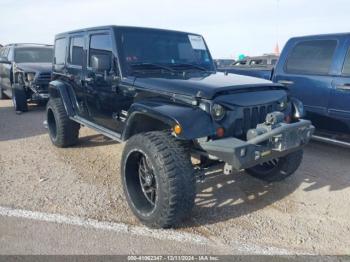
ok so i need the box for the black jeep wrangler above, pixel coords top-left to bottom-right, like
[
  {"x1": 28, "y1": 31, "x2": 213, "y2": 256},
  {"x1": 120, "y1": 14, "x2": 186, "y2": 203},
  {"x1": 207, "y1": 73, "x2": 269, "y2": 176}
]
[
  {"x1": 0, "y1": 43, "x2": 53, "y2": 111},
  {"x1": 46, "y1": 26, "x2": 314, "y2": 228}
]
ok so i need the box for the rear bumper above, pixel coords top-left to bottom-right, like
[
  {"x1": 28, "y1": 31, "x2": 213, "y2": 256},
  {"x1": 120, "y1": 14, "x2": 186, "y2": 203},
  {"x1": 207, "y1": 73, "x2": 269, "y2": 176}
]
[{"x1": 198, "y1": 119, "x2": 315, "y2": 170}]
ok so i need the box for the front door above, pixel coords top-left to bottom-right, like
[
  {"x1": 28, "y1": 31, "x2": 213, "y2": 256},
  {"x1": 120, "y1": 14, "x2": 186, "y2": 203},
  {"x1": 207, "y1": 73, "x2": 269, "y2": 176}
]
[
  {"x1": 273, "y1": 39, "x2": 337, "y2": 117},
  {"x1": 84, "y1": 31, "x2": 124, "y2": 132}
]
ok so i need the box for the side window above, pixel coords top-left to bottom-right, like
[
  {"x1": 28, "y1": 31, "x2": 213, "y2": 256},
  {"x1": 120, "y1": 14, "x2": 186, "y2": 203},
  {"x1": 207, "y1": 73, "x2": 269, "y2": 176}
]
[
  {"x1": 54, "y1": 38, "x2": 67, "y2": 65},
  {"x1": 285, "y1": 40, "x2": 337, "y2": 75},
  {"x1": 69, "y1": 36, "x2": 84, "y2": 66},
  {"x1": 89, "y1": 34, "x2": 113, "y2": 72},
  {"x1": 2, "y1": 47, "x2": 9, "y2": 59},
  {"x1": 342, "y1": 48, "x2": 350, "y2": 75}
]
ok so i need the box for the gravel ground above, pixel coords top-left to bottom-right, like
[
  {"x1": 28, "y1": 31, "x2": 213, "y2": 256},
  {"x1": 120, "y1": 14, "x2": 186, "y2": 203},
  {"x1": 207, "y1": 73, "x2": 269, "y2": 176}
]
[{"x1": 0, "y1": 99, "x2": 349, "y2": 254}]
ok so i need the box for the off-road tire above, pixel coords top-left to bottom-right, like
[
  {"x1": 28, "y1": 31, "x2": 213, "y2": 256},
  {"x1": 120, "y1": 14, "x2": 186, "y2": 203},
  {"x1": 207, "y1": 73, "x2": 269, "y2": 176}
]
[
  {"x1": 246, "y1": 149, "x2": 303, "y2": 182},
  {"x1": 121, "y1": 131, "x2": 196, "y2": 228},
  {"x1": 46, "y1": 98, "x2": 80, "y2": 147},
  {"x1": 12, "y1": 84, "x2": 28, "y2": 112}
]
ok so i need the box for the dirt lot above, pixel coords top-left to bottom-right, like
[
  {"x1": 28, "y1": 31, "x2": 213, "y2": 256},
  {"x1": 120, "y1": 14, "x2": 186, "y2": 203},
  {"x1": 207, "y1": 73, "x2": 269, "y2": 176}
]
[{"x1": 0, "y1": 99, "x2": 349, "y2": 255}]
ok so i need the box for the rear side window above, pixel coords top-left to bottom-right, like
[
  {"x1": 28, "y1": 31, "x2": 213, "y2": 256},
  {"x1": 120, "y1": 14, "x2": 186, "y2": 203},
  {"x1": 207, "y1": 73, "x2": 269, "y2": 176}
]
[
  {"x1": 69, "y1": 36, "x2": 84, "y2": 66},
  {"x1": 89, "y1": 34, "x2": 113, "y2": 69},
  {"x1": 285, "y1": 40, "x2": 337, "y2": 75},
  {"x1": 54, "y1": 38, "x2": 67, "y2": 65},
  {"x1": 342, "y1": 48, "x2": 350, "y2": 75}
]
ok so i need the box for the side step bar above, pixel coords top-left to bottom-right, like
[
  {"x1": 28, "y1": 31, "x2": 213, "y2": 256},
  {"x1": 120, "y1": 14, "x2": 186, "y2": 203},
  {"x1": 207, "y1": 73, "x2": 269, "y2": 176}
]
[
  {"x1": 312, "y1": 135, "x2": 350, "y2": 149},
  {"x1": 71, "y1": 116, "x2": 123, "y2": 142}
]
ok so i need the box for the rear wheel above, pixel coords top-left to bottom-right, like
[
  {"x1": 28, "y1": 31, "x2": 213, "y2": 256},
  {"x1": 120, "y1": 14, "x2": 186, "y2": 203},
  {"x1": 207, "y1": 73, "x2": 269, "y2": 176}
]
[
  {"x1": 121, "y1": 131, "x2": 195, "y2": 228},
  {"x1": 46, "y1": 98, "x2": 80, "y2": 147},
  {"x1": 12, "y1": 84, "x2": 28, "y2": 112},
  {"x1": 246, "y1": 149, "x2": 303, "y2": 182}
]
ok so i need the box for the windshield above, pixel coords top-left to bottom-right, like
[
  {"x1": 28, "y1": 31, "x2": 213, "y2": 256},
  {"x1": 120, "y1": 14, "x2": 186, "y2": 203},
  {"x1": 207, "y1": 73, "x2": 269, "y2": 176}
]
[
  {"x1": 119, "y1": 29, "x2": 214, "y2": 73},
  {"x1": 14, "y1": 47, "x2": 53, "y2": 63}
]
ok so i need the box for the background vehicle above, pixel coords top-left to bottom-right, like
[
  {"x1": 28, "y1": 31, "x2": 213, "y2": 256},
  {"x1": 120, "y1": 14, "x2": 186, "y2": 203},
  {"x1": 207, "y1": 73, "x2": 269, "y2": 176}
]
[
  {"x1": 46, "y1": 26, "x2": 314, "y2": 228},
  {"x1": 217, "y1": 54, "x2": 279, "y2": 80},
  {"x1": 219, "y1": 34, "x2": 350, "y2": 146},
  {"x1": 0, "y1": 43, "x2": 53, "y2": 111},
  {"x1": 214, "y1": 58, "x2": 235, "y2": 68}
]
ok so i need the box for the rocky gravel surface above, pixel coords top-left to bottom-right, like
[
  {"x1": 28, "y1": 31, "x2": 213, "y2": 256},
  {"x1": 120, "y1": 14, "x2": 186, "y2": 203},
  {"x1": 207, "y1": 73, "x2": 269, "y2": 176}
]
[{"x1": 0, "y1": 99, "x2": 349, "y2": 254}]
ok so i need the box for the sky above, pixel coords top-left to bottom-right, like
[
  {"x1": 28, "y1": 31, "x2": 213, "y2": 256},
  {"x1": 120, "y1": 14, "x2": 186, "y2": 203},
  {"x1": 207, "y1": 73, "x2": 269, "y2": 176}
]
[{"x1": 0, "y1": 0, "x2": 349, "y2": 59}]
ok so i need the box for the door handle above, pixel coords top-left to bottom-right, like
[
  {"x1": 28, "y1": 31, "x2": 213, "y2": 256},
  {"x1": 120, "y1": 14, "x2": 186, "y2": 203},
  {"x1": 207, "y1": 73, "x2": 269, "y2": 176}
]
[
  {"x1": 336, "y1": 83, "x2": 350, "y2": 91},
  {"x1": 278, "y1": 80, "x2": 294, "y2": 86}
]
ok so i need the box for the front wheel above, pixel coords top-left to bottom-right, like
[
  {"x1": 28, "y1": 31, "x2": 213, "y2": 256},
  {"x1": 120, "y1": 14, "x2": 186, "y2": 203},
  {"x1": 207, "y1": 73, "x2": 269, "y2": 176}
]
[
  {"x1": 246, "y1": 149, "x2": 303, "y2": 182},
  {"x1": 121, "y1": 131, "x2": 196, "y2": 228},
  {"x1": 46, "y1": 98, "x2": 80, "y2": 147},
  {"x1": 0, "y1": 85, "x2": 8, "y2": 100},
  {"x1": 12, "y1": 84, "x2": 28, "y2": 112}
]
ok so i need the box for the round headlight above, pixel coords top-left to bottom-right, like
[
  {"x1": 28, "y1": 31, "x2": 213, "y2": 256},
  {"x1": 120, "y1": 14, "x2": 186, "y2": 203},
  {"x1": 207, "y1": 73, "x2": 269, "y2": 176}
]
[
  {"x1": 211, "y1": 103, "x2": 226, "y2": 121},
  {"x1": 26, "y1": 72, "x2": 35, "y2": 82},
  {"x1": 278, "y1": 98, "x2": 288, "y2": 111}
]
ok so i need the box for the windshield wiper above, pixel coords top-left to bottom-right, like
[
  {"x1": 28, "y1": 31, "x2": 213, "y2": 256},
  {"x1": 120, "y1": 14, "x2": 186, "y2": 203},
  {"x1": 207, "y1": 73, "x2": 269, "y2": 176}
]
[
  {"x1": 130, "y1": 62, "x2": 175, "y2": 72},
  {"x1": 169, "y1": 63, "x2": 209, "y2": 72}
]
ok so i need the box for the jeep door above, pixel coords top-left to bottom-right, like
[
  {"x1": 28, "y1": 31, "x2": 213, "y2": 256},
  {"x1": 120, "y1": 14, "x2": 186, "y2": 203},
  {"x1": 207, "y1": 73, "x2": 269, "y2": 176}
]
[
  {"x1": 84, "y1": 31, "x2": 123, "y2": 132},
  {"x1": 273, "y1": 39, "x2": 337, "y2": 118}
]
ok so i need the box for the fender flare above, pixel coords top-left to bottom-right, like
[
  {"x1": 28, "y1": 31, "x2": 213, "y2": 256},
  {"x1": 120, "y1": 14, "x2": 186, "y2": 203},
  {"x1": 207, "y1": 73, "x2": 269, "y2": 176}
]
[
  {"x1": 48, "y1": 80, "x2": 76, "y2": 117},
  {"x1": 122, "y1": 101, "x2": 216, "y2": 140}
]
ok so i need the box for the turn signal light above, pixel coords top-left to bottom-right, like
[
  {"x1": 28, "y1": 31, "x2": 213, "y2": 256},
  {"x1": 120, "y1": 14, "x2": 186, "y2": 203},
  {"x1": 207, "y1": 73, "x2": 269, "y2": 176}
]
[
  {"x1": 173, "y1": 124, "x2": 182, "y2": 135},
  {"x1": 216, "y1": 127, "x2": 225, "y2": 137},
  {"x1": 284, "y1": 115, "x2": 291, "y2": 123}
]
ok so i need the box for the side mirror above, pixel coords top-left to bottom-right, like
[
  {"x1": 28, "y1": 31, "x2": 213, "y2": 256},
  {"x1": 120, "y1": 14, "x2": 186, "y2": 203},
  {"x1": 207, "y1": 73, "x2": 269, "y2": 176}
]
[
  {"x1": 0, "y1": 57, "x2": 11, "y2": 64},
  {"x1": 90, "y1": 54, "x2": 111, "y2": 72}
]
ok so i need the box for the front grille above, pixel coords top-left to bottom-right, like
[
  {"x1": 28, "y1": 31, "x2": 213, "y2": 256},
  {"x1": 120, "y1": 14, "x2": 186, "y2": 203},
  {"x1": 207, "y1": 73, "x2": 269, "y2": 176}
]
[
  {"x1": 36, "y1": 72, "x2": 52, "y2": 83},
  {"x1": 32, "y1": 72, "x2": 51, "y2": 93},
  {"x1": 231, "y1": 104, "x2": 275, "y2": 138}
]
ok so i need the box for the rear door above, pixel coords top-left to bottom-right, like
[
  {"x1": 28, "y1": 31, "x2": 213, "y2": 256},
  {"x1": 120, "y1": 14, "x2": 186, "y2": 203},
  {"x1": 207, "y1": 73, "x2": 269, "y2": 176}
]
[
  {"x1": 0, "y1": 47, "x2": 5, "y2": 89},
  {"x1": 273, "y1": 39, "x2": 338, "y2": 116},
  {"x1": 1, "y1": 47, "x2": 12, "y2": 93},
  {"x1": 66, "y1": 34, "x2": 89, "y2": 117},
  {"x1": 329, "y1": 38, "x2": 350, "y2": 122}
]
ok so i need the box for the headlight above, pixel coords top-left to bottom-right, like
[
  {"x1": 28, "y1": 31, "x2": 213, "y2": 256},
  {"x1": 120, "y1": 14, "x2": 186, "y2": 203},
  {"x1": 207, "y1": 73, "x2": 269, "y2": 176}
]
[
  {"x1": 26, "y1": 72, "x2": 36, "y2": 82},
  {"x1": 211, "y1": 103, "x2": 226, "y2": 121},
  {"x1": 291, "y1": 98, "x2": 305, "y2": 119},
  {"x1": 277, "y1": 98, "x2": 288, "y2": 111}
]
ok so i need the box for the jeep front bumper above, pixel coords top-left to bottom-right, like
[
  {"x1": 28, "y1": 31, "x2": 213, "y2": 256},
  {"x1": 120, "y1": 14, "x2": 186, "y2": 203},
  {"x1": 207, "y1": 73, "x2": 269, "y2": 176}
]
[{"x1": 197, "y1": 119, "x2": 315, "y2": 170}]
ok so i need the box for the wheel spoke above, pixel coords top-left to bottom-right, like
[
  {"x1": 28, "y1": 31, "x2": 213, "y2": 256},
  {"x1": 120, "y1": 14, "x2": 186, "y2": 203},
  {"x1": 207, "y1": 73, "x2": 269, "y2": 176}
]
[
  {"x1": 150, "y1": 190, "x2": 156, "y2": 204},
  {"x1": 137, "y1": 155, "x2": 157, "y2": 206}
]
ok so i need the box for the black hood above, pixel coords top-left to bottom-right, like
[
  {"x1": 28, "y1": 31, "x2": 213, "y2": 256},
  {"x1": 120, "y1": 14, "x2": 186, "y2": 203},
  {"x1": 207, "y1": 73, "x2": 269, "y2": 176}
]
[
  {"x1": 133, "y1": 72, "x2": 282, "y2": 99},
  {"x1": 16, "y1": 63, "x2": 52, "y2": 73}
]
